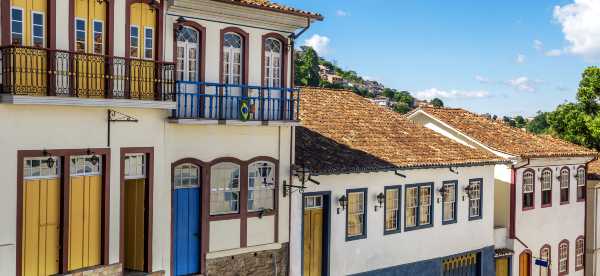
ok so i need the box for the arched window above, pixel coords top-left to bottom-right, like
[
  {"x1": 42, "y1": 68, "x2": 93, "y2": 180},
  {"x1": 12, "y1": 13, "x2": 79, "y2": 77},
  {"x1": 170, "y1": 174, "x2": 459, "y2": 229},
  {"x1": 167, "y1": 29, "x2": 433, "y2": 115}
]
[
  {"x1": 523, "y1": 170, "x2": 534, "y2": 209},
  {"x1": 210, "y1": 162, "x2": 240, "y2": 215},
  {"x1": 540, "y1": 245, "x2": 551, "y2": 276},
  {"x1": 223, "y1": 32, "x2": 243, "y2": 85},
  {"x1": 176, "y1": 26, "x2": 200, "y2": 82},
  {"x1": 577, "y1": 167, "x2": 586, "y2": 201},
  {"x1": 560, "y1": 168, "x2": 570, "y2": 204},
  {"x1": 247, "y1": 161, "x2": 275, "y2": 211},
  {"x1": 576, "y1": 237, "x2": 585, "y2": 270},
  {"x1": 174, "y1": 163, "x2": 200, "y2": 188},
  {"x1": 541, "y1": 169, "x2": 552, "y2": 207},
  {"x1": 559, "y1": 240, "x2": 569, "y2": 274},
  {"x1": 264, "y1": 38, "x2": 282, "y2": 88}
]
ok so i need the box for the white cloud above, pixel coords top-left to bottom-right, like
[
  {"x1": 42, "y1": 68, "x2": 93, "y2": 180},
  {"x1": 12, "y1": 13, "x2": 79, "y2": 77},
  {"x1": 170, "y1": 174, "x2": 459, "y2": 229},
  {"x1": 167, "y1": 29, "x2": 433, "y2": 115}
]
[
  {"x1": 304, "y1": 34, "x2": 331, "y2": 56},
  {"x1": 554, "y1": 0, "x2": 600, "y2": 60},
  {"x1": 413, "y1": 88, "x2": 490, "y2": 100},
  {"x1": 545, "y1": 49, "x2": 562, "y2": 56},
  {"x1": 533, "y1": 40, "x2": 544, "y2": 51},
  {"x1": 475, "y1": 75, "x2": 491, "y2": 83},
  {"x1": 336, "y1": 10, "x2": 349, "y2": 17},
  {"x1": 516, "y1": 54, "x2": 526, "y2": 63},
  {"x1": 505, "y1": 77, "x2": 537, "y2": 92}
]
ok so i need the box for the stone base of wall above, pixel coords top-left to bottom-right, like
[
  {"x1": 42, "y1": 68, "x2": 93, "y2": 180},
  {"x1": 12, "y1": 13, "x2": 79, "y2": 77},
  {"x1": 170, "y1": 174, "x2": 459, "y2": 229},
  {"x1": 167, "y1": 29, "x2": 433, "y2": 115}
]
[
  {"x1": 206, "y1": 243, "x2": 289, "y2": 276},
  {"x1": 61, "y1": 263, "x2": 122, "y2": 276}
]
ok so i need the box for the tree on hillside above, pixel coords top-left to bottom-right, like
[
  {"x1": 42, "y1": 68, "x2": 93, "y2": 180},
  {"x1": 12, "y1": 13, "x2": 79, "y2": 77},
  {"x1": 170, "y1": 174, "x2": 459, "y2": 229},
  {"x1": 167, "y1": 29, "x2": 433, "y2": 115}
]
[
  {"x1": 514, "y1": 116, "x2": 526, "y2": 128},
  {"x1": 526, "y1": 111, "x2": 550, "y2": 134},
  {"x1": 393, "y1": 102, "x2": 411, "y2": 114},
  {"x1": 502, "y1": 116, "x2": 516, "y2": 127},
  {"x1": 295, "y1": 46, "x2": 320, "y2": 87},
  {"x1": 395, "y1": 91, "x2": 415, "y2": 108},
  {"x1": 547, "y1": 66, "x2": 600, "y2": 150},
  {"x1": 431, "y1": 98, "x2": 444, "y2": 107}
]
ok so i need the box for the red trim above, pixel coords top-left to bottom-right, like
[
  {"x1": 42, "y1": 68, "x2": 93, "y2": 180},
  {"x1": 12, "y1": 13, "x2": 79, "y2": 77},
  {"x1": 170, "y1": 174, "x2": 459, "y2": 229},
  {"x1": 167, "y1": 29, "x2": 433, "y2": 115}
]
[
  {"x1": 558, "y1": 239, "x2": 570, "y2": 276},
  {"x1": 173, "y1": 20, "x2": 206, "y2": 83},
  {"x1": 575, "y1": 235, "x2": 585, "y2": 271},
  {"x1": 522, "y1": 168, "x2": 536, "y2": 211},
  {"x1": 541, "y1": 168, "x2": 553, "y2": 208},
  {"x1": 119, "y1": 147, "x2": 154, "y2": 273},
  {"x1": 509, "y1": 168, "x2": 516, "y2": 238},
  {"x1": 125, "y1": 0, "x2": 163, "y2": 59},
  {"x1": 540, "y1": 244, "x2": 551, "y2": 276},
  {"x1": 219, "y1": 27, "x2": 250, "y2": 93},
  {"x1": 560, "y1": 166, "x2": 571, "y2": 205}
]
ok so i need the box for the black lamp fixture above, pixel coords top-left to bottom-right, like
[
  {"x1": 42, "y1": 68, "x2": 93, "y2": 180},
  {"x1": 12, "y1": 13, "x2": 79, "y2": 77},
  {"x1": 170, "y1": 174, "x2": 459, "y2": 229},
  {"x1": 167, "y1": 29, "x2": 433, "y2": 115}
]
[
  {"x1": 437, "y1": 185, "x2": 449, "y2": 203},
  {"x1": 337, "y1": 195, "x2": 348, "y2": 214},
  {"x1": 41, "y1": 149, "x2": 56, "y2": 169},
  {"x1": 374, "y1": 192, "x2": 385, "y2": 211},
  {"x1": 463, "y1": 183, "x2": 476, "y2": 201},
  {"x1": 175, "y1": 16, "x2": 186, "y2": 34},
  {"x1": 86, "y1": 149, "x2": 100, "y2": 166},
  {"x1": 257, "y1": 162, "x2": 273, "y2": 186}
]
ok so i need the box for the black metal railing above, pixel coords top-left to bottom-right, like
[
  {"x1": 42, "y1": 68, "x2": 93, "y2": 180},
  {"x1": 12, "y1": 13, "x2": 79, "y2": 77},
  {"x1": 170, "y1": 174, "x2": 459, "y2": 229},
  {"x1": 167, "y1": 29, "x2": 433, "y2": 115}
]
[
  {"x1": 174, "y1": 81, "x2": 300, "y2": 121},
  {"x1": 0, "y1": 45, "x2": 175, "y2": 101}
]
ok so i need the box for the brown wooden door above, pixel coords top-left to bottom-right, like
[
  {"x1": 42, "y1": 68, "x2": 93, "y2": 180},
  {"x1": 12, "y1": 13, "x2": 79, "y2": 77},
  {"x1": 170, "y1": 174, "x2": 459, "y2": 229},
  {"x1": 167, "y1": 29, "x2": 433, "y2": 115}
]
[
  {"x1": 519, "y1": 252, "x2": 531, "y2": 276},
  {"x1": 303, "y1": 208, "x2": 324, "y2": 276}
]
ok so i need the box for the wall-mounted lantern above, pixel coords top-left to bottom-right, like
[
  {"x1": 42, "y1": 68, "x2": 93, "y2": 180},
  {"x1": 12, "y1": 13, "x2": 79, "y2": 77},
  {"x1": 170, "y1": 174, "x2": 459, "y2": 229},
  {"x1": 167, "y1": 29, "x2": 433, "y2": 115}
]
[
  {"x1": 374, "y1": 192, "x2": 385, "y2": 211},
  {"x1": 283, "y1": 165, "x2": 320, "y2": 197},
  {"x1": 257, "y1": 162, "x2": 273, "y2": 186},
  {"x1": 337, "y1": 195, "x2": 348, "y2": 214},
  {"x1": 437, "y1": 185, "x2": 449, "y2": 203},
  {"x1": 463, "y1": 183, "x2": 476, "y2": 201}
]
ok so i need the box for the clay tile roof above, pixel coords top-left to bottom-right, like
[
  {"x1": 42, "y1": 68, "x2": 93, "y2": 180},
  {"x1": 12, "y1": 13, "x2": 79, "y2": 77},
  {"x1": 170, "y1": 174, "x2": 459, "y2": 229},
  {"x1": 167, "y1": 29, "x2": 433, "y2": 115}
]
[
  {"x1": 296, "y1": 88, "x2": 505, "y2": 175},
  {"x1": 588, "y1": 159, "x2": 600, "y2": 180},
  {"x1": 213, "y1": 0, "x2": 323, "y2": 20},
  {"x1": 416, "y1": 107, "x2": 597, "y2": 158}
]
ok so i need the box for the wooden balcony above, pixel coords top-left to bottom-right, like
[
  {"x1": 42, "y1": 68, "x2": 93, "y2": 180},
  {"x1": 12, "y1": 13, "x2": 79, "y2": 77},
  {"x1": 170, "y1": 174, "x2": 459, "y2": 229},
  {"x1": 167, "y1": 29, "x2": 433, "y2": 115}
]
[
  {"x1": 0, "y1": 45, "x2": 175, "y2": 102},
  {"x1": 172, "y1": 81, "x2": 300, "y2": 123}
]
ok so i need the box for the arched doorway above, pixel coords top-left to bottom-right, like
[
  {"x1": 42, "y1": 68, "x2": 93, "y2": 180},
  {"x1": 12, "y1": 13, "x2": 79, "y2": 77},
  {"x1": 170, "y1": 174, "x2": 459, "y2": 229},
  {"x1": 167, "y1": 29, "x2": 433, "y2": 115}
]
[{"x1": 519, "y1": 250, "x2": 532, "y2": 276}]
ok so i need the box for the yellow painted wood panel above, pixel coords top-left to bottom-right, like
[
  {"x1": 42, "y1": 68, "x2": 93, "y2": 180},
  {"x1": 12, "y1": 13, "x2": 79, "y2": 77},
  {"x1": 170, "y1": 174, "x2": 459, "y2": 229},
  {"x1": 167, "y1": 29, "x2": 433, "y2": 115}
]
[
  {"x1": 303, "y1": 209, "x2": 323, "y2": 276},
  {"x1": 22, "y1": 179, "x2": 60, "y2": 276},
  {"x1": 495, "y1": 258, "x2": 509, "y2": 276},
  {"x1": 74, "y1": 0, "x2": 107, "y2": 53},
  {"x1": 11, "y1": 0, "x2": 47, "y2": 46},
  {"x1": 124, "y1": 179, "x2": 146, "y2": 271},
  {"x1": 68, "y1": 175, "x2": 101, "y2": 271}
]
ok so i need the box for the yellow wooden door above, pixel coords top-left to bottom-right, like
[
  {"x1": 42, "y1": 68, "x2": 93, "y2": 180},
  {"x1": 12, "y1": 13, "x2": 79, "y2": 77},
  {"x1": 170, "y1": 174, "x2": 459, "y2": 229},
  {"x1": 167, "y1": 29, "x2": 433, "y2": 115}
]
[
  {"x1": 73, "y1": 0, "x2": 107, "y2": 98},
  {"x1": 303, "y1": 208, "x2": 323, "y2": 276},
  {"x1": 22, "y1": 178, "x2": 60, "y2": 276},
  {"x1": 519, "y1": 252, "x2": 530, "y2": 276},
  {"x1": 10, "y1": 0, "x2": 48, "y2": 96},
  {"x1": 124, "y1": 178, "x2": 146, "y2": 271},
  {"x1": 495, "y1": 257, "x2": 509, "y2": 276},
  {"x1": 129, "y1": 3, "x2": 156, "y2": 100},
  {"x1": 68, "y1": 175, "x2": 102, "y2": 271}
]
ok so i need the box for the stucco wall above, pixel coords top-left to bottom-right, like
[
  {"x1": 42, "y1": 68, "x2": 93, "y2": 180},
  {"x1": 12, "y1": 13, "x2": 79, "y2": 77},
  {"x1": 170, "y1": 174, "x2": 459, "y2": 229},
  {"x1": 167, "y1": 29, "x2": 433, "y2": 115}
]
[
  {"x1": 0, "y1": 104, "x2": 293, "y2": 275},
  {"x1": 289, "y1": 165, "x2": 496, "y2": 276}
]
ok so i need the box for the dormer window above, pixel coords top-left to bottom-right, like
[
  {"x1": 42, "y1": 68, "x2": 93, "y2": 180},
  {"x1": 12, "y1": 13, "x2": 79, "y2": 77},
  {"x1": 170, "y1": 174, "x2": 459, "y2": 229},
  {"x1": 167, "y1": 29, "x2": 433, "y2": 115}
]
[{"x1": 264, "y1": 38, "x2": 282, "y2": 88}]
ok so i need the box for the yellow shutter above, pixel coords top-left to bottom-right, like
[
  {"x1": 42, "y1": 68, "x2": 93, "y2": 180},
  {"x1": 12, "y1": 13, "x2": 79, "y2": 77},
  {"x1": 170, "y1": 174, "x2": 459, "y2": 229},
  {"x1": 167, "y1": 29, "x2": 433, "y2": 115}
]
[{"x1": 68, "y1": 175, "x2": 102, "y2": 271}]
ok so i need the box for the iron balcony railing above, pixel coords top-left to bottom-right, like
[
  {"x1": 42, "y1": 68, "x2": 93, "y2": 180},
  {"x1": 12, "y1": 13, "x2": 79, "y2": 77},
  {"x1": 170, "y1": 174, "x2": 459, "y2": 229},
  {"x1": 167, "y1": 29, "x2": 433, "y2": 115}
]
[
  {"x1": 0, "y1": 45, "x2": 175, "y2": 101},
  {"x1": 174, "y1": 81, "x2": 300, "y2": 121}
]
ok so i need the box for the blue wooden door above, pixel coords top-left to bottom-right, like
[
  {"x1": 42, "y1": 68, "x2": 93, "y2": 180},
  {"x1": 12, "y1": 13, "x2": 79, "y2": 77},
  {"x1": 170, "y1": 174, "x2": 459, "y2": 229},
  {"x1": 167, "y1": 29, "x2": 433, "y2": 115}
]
[{"x1": 173, "y1": 187, "x2": 200, "y2": 275}]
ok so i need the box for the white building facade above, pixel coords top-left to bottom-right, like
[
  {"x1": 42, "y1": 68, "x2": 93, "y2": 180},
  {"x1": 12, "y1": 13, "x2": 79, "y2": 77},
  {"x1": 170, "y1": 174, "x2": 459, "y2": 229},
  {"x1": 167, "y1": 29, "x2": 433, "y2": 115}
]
[
  {"x1": 409, "y1": 107, "x2": 596, "y2": 276},
  {"x1": 0, "y1": 0, "x2": 321, "y2": 275}
]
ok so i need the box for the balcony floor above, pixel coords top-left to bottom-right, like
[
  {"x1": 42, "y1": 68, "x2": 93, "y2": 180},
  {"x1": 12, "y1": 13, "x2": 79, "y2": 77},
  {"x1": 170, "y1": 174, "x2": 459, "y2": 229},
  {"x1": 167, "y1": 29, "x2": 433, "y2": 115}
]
[
  {"x1": 168, "y1": 118, "x2": 300, "y2": 126},
  {"x1": 0, "y1": 94, "x2": 176, "y2": 110}
]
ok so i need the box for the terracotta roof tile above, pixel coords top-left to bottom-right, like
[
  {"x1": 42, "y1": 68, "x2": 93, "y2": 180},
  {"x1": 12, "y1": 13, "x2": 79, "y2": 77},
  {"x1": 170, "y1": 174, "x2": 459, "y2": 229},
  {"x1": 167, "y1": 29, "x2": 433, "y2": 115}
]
[
  {"x1": 588, "y1": 159, "x2": 600, "y2": 180},
  {"x1": 213, "y1": 0, "x2": 323, "y2": 19},
  {"x1": 416, "y1": 107, "x2": 597, "y2": 158},
  {"x1": 296, "y1": 88, "x2": 505, "y2": 175}
]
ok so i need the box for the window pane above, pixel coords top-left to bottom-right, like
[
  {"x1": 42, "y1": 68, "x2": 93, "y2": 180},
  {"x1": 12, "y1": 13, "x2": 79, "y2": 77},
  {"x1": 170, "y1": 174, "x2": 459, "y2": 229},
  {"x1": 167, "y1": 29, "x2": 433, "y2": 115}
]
[
  {"x1": 385, "y1": 189, "x2": 399, "y2": 231},
  {"x1": 12, "y1": 9, "x2": 22, "y2": 21},
  {"x1": 210, "y1": 163, "x2": 240, "y2": 215},
  {"x1": 247, "y1": 161, "x2": 275, "y2": 211},
  {"x1": 347, "y1": 191, "x2": 364, "y2": 237}
]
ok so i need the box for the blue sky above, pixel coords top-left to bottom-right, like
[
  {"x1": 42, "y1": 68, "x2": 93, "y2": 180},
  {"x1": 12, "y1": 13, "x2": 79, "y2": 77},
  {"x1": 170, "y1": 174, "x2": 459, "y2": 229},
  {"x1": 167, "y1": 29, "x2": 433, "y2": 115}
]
[{"x1": 277, "y1": 0, "x2": 600, "y2": 117}]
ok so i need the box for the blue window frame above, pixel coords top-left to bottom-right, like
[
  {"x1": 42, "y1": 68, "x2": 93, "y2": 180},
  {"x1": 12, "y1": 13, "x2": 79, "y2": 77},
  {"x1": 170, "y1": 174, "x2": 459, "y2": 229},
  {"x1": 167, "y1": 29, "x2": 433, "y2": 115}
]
[
  {"x1": 468, "y1": 178, "x2": 483, "y2": 221},
  {"x1": 345, "y1": 188, "x2": 367, "y2": 241},
  {"x1": 11, "y1": 7, "x2": 24, "y2": 45},
  {"x1": 404, "y1": 183, "x2": 433, "y2": 231},
  {"x1": 384, "y1": 185, "x2": 402, "y2": 235},
  {"x1": 442, "y1": 180, "x2": 458, "y2": 225}
]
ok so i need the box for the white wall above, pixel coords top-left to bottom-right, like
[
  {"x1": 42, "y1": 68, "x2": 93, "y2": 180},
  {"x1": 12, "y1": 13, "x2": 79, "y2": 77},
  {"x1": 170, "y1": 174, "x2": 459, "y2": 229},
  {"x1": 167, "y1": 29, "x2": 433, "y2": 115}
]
[{"x1": 289, "y1": 165, "x2": 496, "y2": 276}]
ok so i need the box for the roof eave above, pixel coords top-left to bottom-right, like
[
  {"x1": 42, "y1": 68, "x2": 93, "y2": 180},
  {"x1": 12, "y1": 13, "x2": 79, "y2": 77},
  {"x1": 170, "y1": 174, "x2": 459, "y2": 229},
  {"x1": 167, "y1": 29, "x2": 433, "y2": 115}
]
[{"x1": 211, "y1": 0, "x2": 324, "y2": 21}]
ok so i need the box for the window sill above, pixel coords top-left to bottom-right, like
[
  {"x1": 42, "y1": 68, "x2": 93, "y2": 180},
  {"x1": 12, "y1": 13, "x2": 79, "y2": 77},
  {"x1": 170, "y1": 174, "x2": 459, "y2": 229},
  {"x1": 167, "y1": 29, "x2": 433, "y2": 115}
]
[
  {"x1": 468, "y1": 216, "x2": 482, "y2": 221},
  {"x1": 522, "y1": 206, "x2": 535, "y2": 211},
  {"x1": 442, "y1": 219, "x2": 457, "y2": 225},
  {"x1": 575, "y1": 266, "x2": 584, "y2": 271},
  {"x1": 560, "y1": 201, "x2": 570, "y2": 205},
  {"x1": 345, "y1": 234, "x2": 367, "y2": 241},
  {"x1": 404, "y1": 224, "x2": 433, "y2": 232},
  {"x1": 541, "y1": 203, "x2": 552, "y2": 208},
  {"x1": 247, "y1": 209, "x2": 276, "y2": 218},
  {"x1": 383, "y1": 229, "x2": 402, "y2": 235},
  {"x1": 208, "y1": 213, "x2": 241, "y2": 221},
  {"x1": 577, "y1": 198, "x2": 585, "y2": 202}
]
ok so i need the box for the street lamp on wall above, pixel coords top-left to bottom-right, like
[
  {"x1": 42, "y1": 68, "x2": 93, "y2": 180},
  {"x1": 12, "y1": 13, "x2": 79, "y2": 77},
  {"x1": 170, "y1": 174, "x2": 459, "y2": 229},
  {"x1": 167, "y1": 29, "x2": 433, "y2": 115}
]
[
  {"x1": 437, "y1": 185, "x2": 449, "y2": 203},
  {"x1": 463, "y1": 183, "x2": 476, "y2": 201},
  {"x1": 374, "y1": 192, "x2": 385, "y2": 211},
  {"x1": 337, "y1": 195, "x2": 347, "y2": 214}
]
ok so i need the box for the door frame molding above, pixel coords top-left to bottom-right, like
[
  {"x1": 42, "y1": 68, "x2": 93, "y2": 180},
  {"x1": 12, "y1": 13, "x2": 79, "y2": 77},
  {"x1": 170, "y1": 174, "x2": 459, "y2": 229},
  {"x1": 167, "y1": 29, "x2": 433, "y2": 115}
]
[
  {"x1": 16, "y1": 148, "x2": 111, "y2": 275},
  {"x1": 301, "y1": 191, "x2": 331, "y2": 276},
  {"x1": 119, "y1": 147, "x2": 154, "y2": 272}
]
